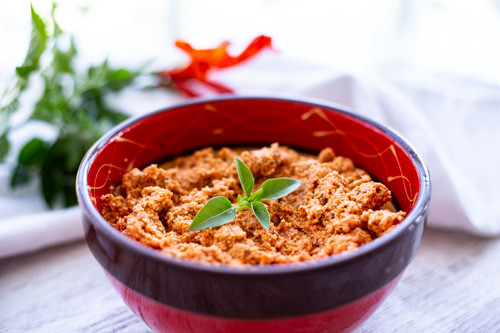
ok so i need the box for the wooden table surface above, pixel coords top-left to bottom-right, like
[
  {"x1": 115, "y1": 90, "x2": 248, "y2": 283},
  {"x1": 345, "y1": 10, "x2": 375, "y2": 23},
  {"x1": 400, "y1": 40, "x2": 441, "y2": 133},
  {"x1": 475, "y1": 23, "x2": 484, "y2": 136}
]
[{"x1": 1, "y1": 227, "x2": 499, "y2": 333}]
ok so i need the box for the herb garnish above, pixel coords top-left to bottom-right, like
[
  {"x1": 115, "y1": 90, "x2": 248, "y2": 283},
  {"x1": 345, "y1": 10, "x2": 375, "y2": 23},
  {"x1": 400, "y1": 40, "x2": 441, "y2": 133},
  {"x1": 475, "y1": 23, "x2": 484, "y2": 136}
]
[
  {"x1": 0, "y1": 4, "x2": 141, "y2": 207},
  {"x1": 189, "y1": 157, "x2": 302, "y2": 231}
]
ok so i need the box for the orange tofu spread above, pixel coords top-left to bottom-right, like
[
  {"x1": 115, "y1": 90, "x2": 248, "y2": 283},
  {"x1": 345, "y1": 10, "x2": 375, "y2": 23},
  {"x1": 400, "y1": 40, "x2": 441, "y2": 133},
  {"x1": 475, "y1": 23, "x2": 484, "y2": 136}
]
[{"x1": 100, "y1": 143, "x2": 405, "y2": 265}]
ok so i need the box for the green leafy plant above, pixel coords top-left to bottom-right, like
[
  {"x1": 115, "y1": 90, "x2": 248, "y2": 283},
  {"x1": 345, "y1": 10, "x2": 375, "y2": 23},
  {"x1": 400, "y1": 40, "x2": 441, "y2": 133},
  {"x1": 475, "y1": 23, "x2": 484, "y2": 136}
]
[
  {"x1": 189, "y1": 157, "x2": 302, "y2": 231},
  {"x1": 0, "y1": 4, "x2": 141, "y2": 207}
]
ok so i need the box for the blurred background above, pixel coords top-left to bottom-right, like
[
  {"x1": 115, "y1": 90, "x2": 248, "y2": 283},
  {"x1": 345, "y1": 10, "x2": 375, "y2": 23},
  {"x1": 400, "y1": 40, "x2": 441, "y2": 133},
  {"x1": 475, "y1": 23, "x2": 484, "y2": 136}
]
[{"x1": 1, "y1": 0, "x2": 500, "y2": 86}]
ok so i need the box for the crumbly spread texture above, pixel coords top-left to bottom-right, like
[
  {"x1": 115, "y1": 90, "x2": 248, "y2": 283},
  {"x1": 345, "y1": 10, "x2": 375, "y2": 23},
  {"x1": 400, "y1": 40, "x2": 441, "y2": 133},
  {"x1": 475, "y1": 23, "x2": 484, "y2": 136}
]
[{"x1": 101, "y1": 143, "x2": 405, "y2": 265}]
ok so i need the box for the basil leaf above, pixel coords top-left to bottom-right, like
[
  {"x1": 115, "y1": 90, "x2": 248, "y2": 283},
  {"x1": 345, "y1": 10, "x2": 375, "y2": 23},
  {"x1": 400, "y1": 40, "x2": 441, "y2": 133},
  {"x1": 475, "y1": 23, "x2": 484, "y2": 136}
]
[
  {"x1": 257, "y1": 178, "x2": 302, "y2": 201},
  {"x1": 248, "y1": 188, "x2": 263, "y2": 202},
  {"x1": 251, "y1": 201, "x2": 270, "y2": 229},
  {"x1": 51, "y1": 37, "x2": 77, "y2": 74},
  {"x1": 15, "y1": 5, "x2": 48, "y2": 80},
  {"x1": 10, "y1": 164, "x2": 32, "y2": 188},
  {"x1": 189, "y1": 196, "x2": 237, "y2": 231},
  {"x1": 18, "y1": 137, "x2": 46, "y2": 166},
  {"x1": 235, "y1": 157, "x2": 254, "y2": 197},
  {"x1": 0, "y1": 134, "x2": 9, "y2": 160}
]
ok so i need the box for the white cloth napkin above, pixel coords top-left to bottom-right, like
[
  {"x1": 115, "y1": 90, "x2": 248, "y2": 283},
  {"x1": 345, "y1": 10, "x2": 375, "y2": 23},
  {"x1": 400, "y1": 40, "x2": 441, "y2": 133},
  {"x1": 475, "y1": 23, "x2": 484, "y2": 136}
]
[{"x1": 1, "y1": 54, "x2": 499, "y2": 259}]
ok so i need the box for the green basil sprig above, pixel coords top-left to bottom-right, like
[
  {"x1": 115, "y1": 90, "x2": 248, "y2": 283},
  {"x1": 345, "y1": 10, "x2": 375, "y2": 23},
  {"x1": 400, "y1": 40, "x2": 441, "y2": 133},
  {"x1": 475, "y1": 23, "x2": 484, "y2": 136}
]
[
  {"x1": 0, "y1": 4, "x2": 141, "y2": 207},
  {"x1": 189, "y1": 157, "x2": 302, "y2": 231}
]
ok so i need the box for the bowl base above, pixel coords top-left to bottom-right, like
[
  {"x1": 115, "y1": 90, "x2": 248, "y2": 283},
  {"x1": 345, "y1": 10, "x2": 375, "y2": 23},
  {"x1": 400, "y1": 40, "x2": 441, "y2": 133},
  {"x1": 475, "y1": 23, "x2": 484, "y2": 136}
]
[{"x1": 107, "y1": 272, "x2": 402, "y2": 333}]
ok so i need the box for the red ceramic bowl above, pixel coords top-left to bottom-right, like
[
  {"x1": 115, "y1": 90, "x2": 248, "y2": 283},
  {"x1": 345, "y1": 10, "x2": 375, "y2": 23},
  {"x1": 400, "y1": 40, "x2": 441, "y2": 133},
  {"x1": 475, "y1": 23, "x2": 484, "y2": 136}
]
[{"x1": 77, "y1": 96, "x2": 430, "y2": 333}]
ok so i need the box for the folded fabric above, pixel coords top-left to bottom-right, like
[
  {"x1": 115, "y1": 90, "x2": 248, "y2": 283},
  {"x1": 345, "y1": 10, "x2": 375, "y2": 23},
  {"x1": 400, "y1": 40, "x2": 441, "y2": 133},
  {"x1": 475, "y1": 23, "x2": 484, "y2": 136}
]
[
  {"x1": 1, "y1": 55, "x2": 498, "y2": 259},
  {"x1": 0, "y1": 206, "x2": 82, "y2": 259}
]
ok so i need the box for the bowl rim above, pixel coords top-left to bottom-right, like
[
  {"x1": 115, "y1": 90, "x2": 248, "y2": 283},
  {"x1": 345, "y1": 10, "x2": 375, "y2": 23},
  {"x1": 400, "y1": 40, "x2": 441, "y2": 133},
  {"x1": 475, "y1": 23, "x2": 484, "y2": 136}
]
[{"x1": 76, "y1": 95, "x2": 431, "y2": 276}]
